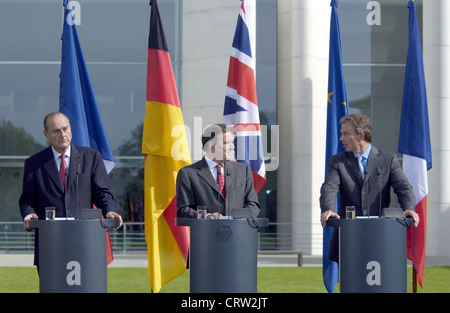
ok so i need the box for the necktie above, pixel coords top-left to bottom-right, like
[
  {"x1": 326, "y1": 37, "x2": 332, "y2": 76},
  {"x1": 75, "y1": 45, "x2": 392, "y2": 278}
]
[
  {"x1": 60, "y1": 154, "x2": 67, "y2": 188},
  {"x1": 357, "y1": 155, "x2": 366, "y2": 181},
  {"x1": 216, "y1": 164, "x2": 226, "y2": 198}
]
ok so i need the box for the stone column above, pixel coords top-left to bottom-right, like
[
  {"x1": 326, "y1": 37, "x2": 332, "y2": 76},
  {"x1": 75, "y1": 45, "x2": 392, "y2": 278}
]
[
  {"x1": 423, "y1": 0, "x2": 450, "y2": 257},
  {"x1": 277, "y1": 1, "x2": 330, "y2": 254}
]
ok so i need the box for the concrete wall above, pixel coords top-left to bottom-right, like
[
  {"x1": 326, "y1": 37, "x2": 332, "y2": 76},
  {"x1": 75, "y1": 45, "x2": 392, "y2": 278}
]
[{"x1": 424, "y1": 0, "x2": 450, "y2": 257}]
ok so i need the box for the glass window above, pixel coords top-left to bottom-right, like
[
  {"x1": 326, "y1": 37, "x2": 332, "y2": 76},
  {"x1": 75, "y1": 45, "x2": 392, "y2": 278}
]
[{"x1": 340, "y1": 0, "x2": 423, "y2": 153}]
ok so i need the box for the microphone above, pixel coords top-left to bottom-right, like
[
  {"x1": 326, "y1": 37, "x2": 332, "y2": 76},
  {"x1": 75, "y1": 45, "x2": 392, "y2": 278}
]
[
  {"x1": 225, "y1": 167, "x2": 230, "y2": 216},
  {"x1": 365, "y1": 169, "x2": 369, "y2": 217},
  {"x1": 64, "y1": 167, "x2": 69, "y2": 216},
  {"x1": 64, "y1": 167, "x2": 69, "y2": 191},
  {"x1": 76, "y1": 164, "x2": 81, "y2": 218},
  {"x1": 377, "y1": 166, "x2": 382, "y2": 217},
  {"x1": 216, "y1": 165, "x2": 221, "y2": 215}
]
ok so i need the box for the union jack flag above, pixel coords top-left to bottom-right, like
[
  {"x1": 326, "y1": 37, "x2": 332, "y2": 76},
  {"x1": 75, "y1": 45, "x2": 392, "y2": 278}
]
[{"x1": 223, "y1": 0, "x2": 266, "y2": 193}]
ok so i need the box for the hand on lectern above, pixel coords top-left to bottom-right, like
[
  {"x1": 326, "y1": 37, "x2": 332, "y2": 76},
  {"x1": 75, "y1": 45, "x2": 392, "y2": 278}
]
[
  {"x1": 404, "y1": 209, "x2": 419, "y2": 227},
  {"x1": 23, "y1": 213, "x2": 38, "y2": 231},
  {"x1": 106, "y1": 211, "x2": 123, "y2": 229},
  {"x1": 320, "y1": 209, "x2": 339, "y2": 228}
]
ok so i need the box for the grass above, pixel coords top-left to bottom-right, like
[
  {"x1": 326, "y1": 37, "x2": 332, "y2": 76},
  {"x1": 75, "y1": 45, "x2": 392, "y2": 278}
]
[{"x1": 0, "y1": 266, "x2": 449, "y2": 293}]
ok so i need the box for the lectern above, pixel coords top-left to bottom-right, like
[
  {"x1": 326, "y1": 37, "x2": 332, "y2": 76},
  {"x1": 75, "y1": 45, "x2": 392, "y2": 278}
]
[
  {"x1": 175, "y1": 218, "x2": 268, "y2": 293},
  {"x1": 327, "y1": 217, "x2": 413, "y2": 293},
  {"x1": 27, "y1": 219, "x2": 119, "y2": 293}
]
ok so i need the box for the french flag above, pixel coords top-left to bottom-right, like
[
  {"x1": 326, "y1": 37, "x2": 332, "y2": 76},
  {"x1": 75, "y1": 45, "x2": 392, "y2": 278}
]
[
  {"x1": 223, "y1": 0, "x2": 266, "y2": 193},
  {"x1": 398, "y1": 0, "x2": 432, "y2": 288}
]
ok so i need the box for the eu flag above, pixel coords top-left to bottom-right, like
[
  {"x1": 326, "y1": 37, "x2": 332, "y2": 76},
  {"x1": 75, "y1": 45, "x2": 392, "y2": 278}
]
[
  {"x1": 323, "y1": 0, "x2": 348, "y2": 293},
  {"x1": 59, "y1": 0, "x2": 115, "y2": 173}
]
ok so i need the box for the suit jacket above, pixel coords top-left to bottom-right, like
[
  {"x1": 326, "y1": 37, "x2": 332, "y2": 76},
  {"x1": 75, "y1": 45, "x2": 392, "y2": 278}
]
[
  {"x1": 176, "y1": 158, "x2": 260, "y2": 218},
  {"x1": 319, "y1": 146, "x2": 415, "y2": 261}
]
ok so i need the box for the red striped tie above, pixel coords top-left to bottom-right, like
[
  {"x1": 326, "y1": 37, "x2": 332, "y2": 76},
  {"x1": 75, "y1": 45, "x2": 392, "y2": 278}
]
[
  {"x1": 60, "y1": 154, "x2": 67, "y2": 188},
  {"x1": 216, "y1": 164, "x2": 226, "y2": 198}
]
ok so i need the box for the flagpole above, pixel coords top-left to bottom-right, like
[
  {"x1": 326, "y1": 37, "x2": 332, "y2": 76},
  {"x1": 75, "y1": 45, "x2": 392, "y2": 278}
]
[{"x1": 411, "y1": 0, "x2": 417, "y2": 295}]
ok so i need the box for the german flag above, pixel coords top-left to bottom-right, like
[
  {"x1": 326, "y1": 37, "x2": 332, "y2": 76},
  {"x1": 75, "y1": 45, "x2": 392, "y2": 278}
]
[{"x1": 142, "y1": 0, "x2": 191, "y2": 293}]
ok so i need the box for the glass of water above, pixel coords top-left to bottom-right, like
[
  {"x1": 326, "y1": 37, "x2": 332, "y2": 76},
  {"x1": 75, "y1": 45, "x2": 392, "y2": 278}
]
[
  {"x1": 197, "y1": 206, "x2": 207, "y2": 219},
  {"x1": 45, "y1": 207, "x2": 56, "y2": 220},
  {"x1": 345, "y1": 206, "x2": 355, "y2": 219}
]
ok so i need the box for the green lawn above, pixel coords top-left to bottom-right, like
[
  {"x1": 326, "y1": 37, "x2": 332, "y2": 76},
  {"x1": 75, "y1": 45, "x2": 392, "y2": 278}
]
[{"x1": 0, "y1": 266, "x2": 449, "y2": 293}]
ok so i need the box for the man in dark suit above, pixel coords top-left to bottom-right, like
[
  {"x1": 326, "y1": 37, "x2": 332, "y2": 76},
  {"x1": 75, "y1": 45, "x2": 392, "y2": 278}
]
[
  {"x1": 320, "y1": 114, "x2": 419, "y2": 261},
  {"x1": 176, "y1": 123, "x2": 260, "y2": 219},
  {"x1": 19, "y1": 112, "x2": 122, "y2": 265}
]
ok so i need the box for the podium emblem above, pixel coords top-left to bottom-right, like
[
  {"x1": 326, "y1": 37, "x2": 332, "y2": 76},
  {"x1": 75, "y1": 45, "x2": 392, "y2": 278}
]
[{"x1": 216, "y1": 225, "x2": 233, "y2": 242}]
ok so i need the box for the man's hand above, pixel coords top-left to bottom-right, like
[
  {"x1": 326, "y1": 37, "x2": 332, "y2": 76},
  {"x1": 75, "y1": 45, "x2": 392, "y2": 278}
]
[
  {"x1": 23, "y1": 213, "x2": 38, "y2": 231},
  {"x1": 320, "y1": 209, "x2": 340, "y2": 228},
  {"x1": 206, "y1": 212, "x2": 222, "y2": 219},
  {"x1": 106, "y1": 211, "x2": 123, "y2": 229},
  {"x1": 404, "y1": 209, "x2": 420, "y2": 227}
]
